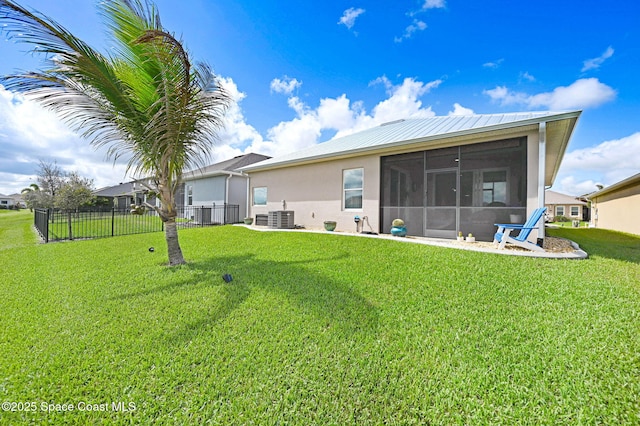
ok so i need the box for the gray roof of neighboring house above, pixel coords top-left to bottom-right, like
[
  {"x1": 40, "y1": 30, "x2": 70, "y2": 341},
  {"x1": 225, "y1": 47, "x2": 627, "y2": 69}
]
[
  {"x1": 94, "y1": 181, "x2": 137, "y2": 197},
  {"x1": 545, "y1": 190, "x2": 586, "y2": 205},
  {"x1": 586, "y1": 172, "x2": 640, "y2": 198},
  {"x1": 183, "y1": 153, "x2": 271, "y2": 180},
  {"x1": 241, "y1": 111, "x2": 581, "y2": 185},
  {"x1": 94, "y1": 154, "x2": 272, "y2": 196}
]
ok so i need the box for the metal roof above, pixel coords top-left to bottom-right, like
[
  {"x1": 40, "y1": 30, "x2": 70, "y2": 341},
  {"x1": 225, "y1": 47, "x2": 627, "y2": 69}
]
[{"x1": 241, "y1": 111, "x2": 581, "y2": 177}]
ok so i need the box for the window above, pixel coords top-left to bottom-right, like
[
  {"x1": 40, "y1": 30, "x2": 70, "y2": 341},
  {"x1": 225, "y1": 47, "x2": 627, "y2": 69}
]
[
  {"x1": 253, "y1": 187, "x2": 267, "y2": 206},
  {"x1": 482, "y1": 170, "x2": 508, "y2": 206},
  {"x1": 187, "y1": 186, "x2": 193, "y2": 206},
  {"x1": 570, "y1": 206, "x2": 580, "y2": 217},
  {"x1": 556, "y1": 206, "x2": 565, "y2": 216},
  {"x1": 343, "y1": 168, "x2": 363, "y2": 210}
]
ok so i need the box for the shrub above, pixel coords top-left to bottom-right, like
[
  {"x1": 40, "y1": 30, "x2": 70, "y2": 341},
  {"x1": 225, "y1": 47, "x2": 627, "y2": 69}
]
[
  {"x1": 554, "y1": 215, "x2": 570, "y2": 222},
  {"x1": 392, "y1": 218, "x2": 405, "y2": 227}
]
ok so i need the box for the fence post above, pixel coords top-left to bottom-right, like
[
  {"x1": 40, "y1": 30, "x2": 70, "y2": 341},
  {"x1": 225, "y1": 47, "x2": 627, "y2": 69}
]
[{"x1": 111, "y1": 208, "x2": 115, "y2": 237}]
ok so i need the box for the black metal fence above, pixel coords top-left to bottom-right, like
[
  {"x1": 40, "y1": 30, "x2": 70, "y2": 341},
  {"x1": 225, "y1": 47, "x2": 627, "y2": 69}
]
[{"x1": 34, "y1": 204, "x2": 239, "y2": 243}]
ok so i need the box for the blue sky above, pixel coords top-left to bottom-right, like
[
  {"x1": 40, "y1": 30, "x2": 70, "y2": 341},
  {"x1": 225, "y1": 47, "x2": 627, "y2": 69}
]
[{"x1": 1, "y1": 0, "x2": 639, "y2": 196}]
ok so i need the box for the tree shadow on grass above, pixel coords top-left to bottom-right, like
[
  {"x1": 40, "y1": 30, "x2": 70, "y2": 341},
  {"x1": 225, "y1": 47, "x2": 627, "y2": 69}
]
[{"x1": 161, "y1": 252, "x2": 380, "y2": 343}]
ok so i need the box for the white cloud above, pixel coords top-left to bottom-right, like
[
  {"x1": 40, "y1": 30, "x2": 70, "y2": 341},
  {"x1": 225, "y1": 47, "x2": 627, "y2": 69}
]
[
  {"x1": 338, "y1": 7, "x2": 365, "y2": 30},
  {"x1": 333, "y1": 77, "x2": 440, "y2": 138},
  {"x1": 484, "y1": 78, "x2": 616, "y2": 110},
  {"x1": 483, "y1": 58, "x2": 504, "y2": 69},
  {"x1": 520, "y1": 71, "x2": 536, "y2": 82},
  {"x1": 582, "y1": 46, "x2": 614, "y2": 72},
  {"x1": 270, "y1": 76, "x2": 302, "y2": 95},
  {"x1": 0, "y1": 85, "x2": 131, "y2": 194},
  {"x1": 394, "y1": 19, "x2": 427, "y2": 43},
  {"x1": 448, "y1": 103, "x2": 475, "y2": 116},
  {"x1": 554, "y1": 132, "x2": 640, "y2": 195},
  {"x1": 220, "y1": 76, "x2": 442, "y2": 157},
  {"x1": 216, "y1": 77, "x2": 265, "y2": 157},
  {"x1": 562, "y1": 132, "x2": 640, "y2": 174},
  {"x1": 422, "y1": 0, "x2": 446, "y2": 9},
  {"x1": 0, "y1": 74, "x2": 446, "y2": 193}
]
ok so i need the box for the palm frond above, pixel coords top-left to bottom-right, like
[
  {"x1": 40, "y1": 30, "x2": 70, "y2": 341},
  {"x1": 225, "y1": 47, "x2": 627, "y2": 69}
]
[{"x1": 1, "y1": 0, "x2": 232, "y2": 208}]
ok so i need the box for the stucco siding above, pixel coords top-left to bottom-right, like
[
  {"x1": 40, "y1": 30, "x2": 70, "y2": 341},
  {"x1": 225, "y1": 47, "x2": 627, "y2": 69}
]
[
  {"x1": 248, "y1": 128, "x2": 548, "y2": 239},
  {"x1": 592, "y1": 185, "x2": 640, "y2": 235},
  {"x1": 228, "y1": 176, "x2": 248, "y2": 219},
  {"x1": 249, "y1": 156, "x2": 381, "y2": 232},
  {"x1": 187, "y1": 176, "x2": 226, "y2": 205},
  {"x1": 545, "y1": 204, "x2": 584, "y2": 220}
]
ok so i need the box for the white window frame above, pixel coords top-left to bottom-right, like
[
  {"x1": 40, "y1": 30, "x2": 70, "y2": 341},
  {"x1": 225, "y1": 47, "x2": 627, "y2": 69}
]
[
  {"x1": 555, "y1": 206, "x2": 565, "y2": 216},
  {"x1": 570, "y1": 206, "x2": 580, "y2": 217},
  {"x1": 253, "y1": 187, "x2": 267, "y2": 206},
  {"x1": 343, "y1": 168, "x2": 364, "y2": 211},
  {"x1": 187, "y1": 185, "x2": 193, "y2": 206}
]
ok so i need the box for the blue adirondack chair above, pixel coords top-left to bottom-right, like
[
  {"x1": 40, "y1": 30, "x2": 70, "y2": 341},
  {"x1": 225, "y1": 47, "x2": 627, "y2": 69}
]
[{"x1": 493, "y1": 207, "x2": 547, "y2": 252}]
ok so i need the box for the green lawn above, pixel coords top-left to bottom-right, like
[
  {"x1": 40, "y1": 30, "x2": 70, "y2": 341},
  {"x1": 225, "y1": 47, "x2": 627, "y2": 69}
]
[
  {"x1": 41, "y1": 210, "x2": 164, "y2": 241},
  {"x1": 1, "y1": 210, "x2": 639, "y2": 424}
]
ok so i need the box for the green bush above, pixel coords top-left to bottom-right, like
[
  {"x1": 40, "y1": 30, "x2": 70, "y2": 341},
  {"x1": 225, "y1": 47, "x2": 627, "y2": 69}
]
[
  {"x1": 391, "y1": 218, "x2": 405, "y2": 227},
  {"x1": 553, "y1": 215, "x2": 570, "y2": 222}
]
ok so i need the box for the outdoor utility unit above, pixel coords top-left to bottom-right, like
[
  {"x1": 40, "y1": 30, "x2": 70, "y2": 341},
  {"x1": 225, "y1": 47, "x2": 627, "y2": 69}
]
[
  {"x1": 268, "y1": 210, "x2": 294, "y2": 229},
  {"x1": 194, "y1": 207, "x2": 212, "y2": 225}
]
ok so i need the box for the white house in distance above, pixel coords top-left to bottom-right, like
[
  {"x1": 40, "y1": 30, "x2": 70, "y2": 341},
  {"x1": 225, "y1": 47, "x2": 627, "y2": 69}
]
[
  {"x1": 182, "y1": 153, "x2": 271, "y2": 221},
  {"x1": 242, "y1": 111, "x2": 581, "y2": 242},
  {"x1": 0, "y1": 193, "x2": 14, "y2": 209}
]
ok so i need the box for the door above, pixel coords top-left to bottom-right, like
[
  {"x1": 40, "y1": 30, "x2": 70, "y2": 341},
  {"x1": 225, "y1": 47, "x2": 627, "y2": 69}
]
[{"x1": 425, "y1": 169, "x2": 458, "y2": 238}]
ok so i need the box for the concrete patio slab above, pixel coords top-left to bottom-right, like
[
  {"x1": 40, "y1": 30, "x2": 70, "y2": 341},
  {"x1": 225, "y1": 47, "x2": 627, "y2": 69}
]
[{"x1": 235, "y1": 224, "x2": 588, "y2": 260}]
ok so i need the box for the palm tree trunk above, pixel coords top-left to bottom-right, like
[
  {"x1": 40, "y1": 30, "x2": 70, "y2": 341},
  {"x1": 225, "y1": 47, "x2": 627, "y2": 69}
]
[
  {"x1": 164, "y1": 219, "x2": 185, "y2": 266},
  {"x1": 67, "y1": 211, "x2": 73, "y2": 240}
]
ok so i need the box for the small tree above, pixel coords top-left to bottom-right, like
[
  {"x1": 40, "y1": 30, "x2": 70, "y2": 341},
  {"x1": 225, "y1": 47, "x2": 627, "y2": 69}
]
[
  {"x1": 21, "y1": 183, "x2": 41, "y2": 211},
  {"x1": 1, "y1": 0, "x2": 231, "y2": 265},
  {"x1": 36, "y1": 160, "x2": 65, "y2": 209},
  {"x1": 54, "y1": 172, "x2": 95, "y2": 240}
]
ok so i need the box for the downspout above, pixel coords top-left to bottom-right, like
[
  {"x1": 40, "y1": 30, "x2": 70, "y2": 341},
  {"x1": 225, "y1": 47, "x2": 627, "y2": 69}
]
[
  {"x1": 225, "y1": 174, "x2": 232, "y2": 223},
  {"x1": 538, "y1": 122, "x2": 547, "y2": 242},
  {"x1": 225, "y1": 174, "x2": 231, "y2": 205},
  {"x1": 244, "y1": 172, "x2": 250, "y2": 221}
]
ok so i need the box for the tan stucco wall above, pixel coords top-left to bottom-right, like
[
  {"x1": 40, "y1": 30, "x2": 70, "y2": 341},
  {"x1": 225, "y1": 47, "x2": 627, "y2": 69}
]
[
  {"x1": 591, "y1": 185, "x2": 640, "y2": 236},
  {"x1": 545, "y1": 204, "x2": 584, "y2": 220},
  {"x1": 248, "y1": 156, "x2": 381, "y2": 232}
]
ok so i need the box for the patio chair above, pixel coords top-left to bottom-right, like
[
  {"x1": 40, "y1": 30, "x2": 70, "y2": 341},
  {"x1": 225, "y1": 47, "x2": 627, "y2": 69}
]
[{"x1": 493, "y1": 207, "x2": 547, "y2": 252}]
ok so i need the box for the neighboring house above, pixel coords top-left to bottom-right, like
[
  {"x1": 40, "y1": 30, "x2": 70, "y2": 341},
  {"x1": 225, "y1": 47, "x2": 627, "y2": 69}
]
[
  {"x1": 10, "y1": 193, "x2": 25, "y2": 208},
  {"x1": 544, "y1": 190, "x2": 588, "y2": 221},
  {"x1": 0, "y1": 193, "x2": 14, "y2": 208},
  {"x1": 182, "y1": 153, "x2": 271, "y2": 221},
  {"x1": 242, "y1": 111, "x2": 581, "y2": 242},
  {"x1": 586, "y1": 172, "x2": 640, "y2": 236},
  {"x1": 94, "y1": 178, "x2": 159, "y2": 210}
]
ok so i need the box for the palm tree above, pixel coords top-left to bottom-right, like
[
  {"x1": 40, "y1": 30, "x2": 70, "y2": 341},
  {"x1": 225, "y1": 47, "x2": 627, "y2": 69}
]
[
  {"x1": 0, "y1": 0, "x2": 231, "y2": 265},
  {"x1": 21, "y1": 183, "x2": 41, "y2": 211}
]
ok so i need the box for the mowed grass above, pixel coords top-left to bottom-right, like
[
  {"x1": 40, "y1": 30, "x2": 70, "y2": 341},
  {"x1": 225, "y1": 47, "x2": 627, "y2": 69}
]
[
  {"x1": 45, "y1": 211, "x2": 163, "y2": 241},
  {"x1": 1, "y1": 210, "x2": 639, "y2": 424}
]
